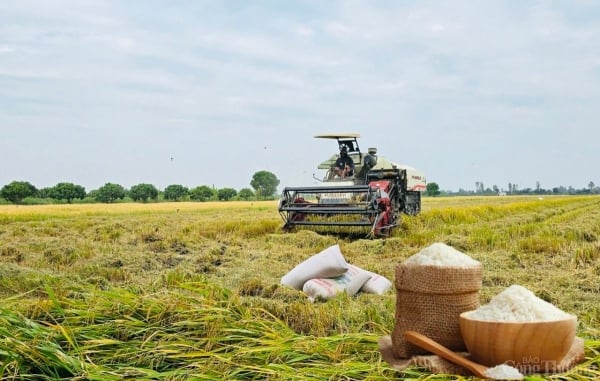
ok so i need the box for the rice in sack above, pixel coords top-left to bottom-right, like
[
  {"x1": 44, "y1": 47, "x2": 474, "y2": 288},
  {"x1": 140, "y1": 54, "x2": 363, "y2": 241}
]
[
  {"x1": 391, "y1": 243, "x2": 482, "y2": 358},
  {"x1": 281, "y1": 244, "x2": 348, "y2": 289},
  {"x1": 303, "y1": 264, "x2": 371, "y2": 302},
  {"x1": 360, "y1": 272, "x2": 392, "y2": 295}
]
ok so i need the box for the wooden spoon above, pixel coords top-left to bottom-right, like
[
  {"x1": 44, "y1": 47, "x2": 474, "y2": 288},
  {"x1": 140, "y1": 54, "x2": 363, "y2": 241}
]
[{"x1": 403, "y1": 330, "x2": 489, "y2": 379}]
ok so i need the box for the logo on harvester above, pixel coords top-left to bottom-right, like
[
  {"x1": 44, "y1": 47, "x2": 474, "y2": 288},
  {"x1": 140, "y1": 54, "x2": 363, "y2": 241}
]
[
  {"x1": 320, "y1": 192, "x2": 353, "y2": 204},
  {"x1": 410, "y1": 184, "x2": 427, "y2": 191}
]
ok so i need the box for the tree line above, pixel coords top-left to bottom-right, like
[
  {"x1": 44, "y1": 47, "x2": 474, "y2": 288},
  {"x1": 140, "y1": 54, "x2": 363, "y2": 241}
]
[
  {"x1": 425, "y1": 181, "x2": 599, "y2": 197},
  {"x1": 0, "y1": 171, "x2": 280, "y2": 205}
]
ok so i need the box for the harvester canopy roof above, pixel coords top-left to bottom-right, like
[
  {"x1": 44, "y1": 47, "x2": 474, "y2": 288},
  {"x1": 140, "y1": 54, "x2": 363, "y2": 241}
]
[
  {"x1": 314, "y1": 133, "x2": 360, "y2": 139},
  {"x1": 315, "y1": 133, "x2": 362, "y2": 154}
]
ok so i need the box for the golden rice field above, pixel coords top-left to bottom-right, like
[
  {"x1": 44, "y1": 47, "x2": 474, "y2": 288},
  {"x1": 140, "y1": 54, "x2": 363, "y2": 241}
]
[{"x1": 0, "y1": 195, "x2": 599, "y2": 380}]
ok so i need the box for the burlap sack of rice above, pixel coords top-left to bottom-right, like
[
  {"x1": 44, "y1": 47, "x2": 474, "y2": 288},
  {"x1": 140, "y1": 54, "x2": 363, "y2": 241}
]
[{"x1": 391, "y1": 245, "x2": 482, "y2": 359}]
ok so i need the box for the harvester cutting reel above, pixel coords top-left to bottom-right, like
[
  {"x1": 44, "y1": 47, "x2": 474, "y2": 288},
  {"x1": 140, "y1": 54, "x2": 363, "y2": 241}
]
[{"x1": 278, "y1": 180, "x2": 399, "y2": 238}]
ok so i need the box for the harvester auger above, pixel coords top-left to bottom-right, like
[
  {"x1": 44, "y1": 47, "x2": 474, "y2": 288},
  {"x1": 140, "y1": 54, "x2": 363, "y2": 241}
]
[{"x1": 278, "y1": 133, "x2": 426, "y2": 238}]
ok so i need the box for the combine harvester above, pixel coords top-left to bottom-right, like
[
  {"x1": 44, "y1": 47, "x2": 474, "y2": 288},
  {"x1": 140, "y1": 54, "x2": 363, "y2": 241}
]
[{"x1": 278, "y1": 133, "x2": 426, "y2": 238}]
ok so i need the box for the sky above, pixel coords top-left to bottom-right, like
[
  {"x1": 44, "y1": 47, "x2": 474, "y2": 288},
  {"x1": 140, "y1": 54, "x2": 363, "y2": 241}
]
[{"x1": 1, "y1": 1, "x2": 599, "y2": 193}]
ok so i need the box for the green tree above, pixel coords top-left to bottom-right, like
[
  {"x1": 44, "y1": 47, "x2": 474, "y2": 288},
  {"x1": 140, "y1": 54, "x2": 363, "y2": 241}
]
[
  {"x1": 189, "y1": 185, "x2": 215, "y2": 201},
  {"x1": 426, "y1": 182, "x2": 440, "y2": 197},
  {"x1": 95, "y1": 183, "x2": 127, "y2": 203},
  {"x1": 129, "y1": 183, "x2": 159, "y2": 202},
  {"x1": 164, "y1": 184, "x2": 188, "y2": 201},
  {"x1": 250, "y1": 171, "x2": 280, "y2": 200},
  {"x1": 217, "y1": 187, "x2": 237, "y2": 201},
  {"x1": 49, "y1": 182, "x2": 86, "y2": 203},
  {"x1": 0, "y1": 181, "x2": 38, "y2": 204},
  {"x1": 238, "y1": 188, "x2": 255, "y2": 200},
  {"x1": 37, "y1": 187, "x2": 52, "y2": 199}
]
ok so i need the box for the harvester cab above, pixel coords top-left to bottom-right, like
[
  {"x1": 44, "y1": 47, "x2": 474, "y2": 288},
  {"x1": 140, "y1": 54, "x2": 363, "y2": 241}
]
[
  {"x1": 314, "y1": 134, "x2": 382, "y2": 184},
  {"x1": 278, "y1": 133, "x2": 426, "y2": 238}
]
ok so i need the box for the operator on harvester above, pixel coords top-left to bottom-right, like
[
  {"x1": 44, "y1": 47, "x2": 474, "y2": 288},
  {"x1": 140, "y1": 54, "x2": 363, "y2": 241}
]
[{"x1": 334, "y1": 145, "x2": 355, "y2": 178}]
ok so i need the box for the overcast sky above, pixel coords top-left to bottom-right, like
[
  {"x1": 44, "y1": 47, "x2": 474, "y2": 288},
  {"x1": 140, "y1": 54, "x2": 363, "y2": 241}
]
[{"x1": 1, "y1": 1, "x2": 599, "y2": 193}]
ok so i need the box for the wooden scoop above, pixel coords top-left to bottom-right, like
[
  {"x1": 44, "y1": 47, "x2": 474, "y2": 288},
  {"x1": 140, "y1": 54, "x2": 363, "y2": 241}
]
[{"x1": 403, "y1": 330, "x2": 489, "y2": 379}]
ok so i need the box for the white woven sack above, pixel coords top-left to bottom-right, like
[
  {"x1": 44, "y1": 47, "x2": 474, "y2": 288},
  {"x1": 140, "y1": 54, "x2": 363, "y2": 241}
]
[
  {"x1": 302, "y1": 264, "x2": 372, "y2": 302},
  {"x1": 360, "y1": 272, "x2": 392, "y2": 295},
  {"x1": 281, "y1": 244, "x2": 348, "y2": 290}
]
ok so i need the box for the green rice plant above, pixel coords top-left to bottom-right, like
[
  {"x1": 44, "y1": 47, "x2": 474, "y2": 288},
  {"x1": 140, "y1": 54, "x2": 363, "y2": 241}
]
[
  {"x1": 0, "y1": 265, "x2": 52, "y2": 297},
  {"x1": 0, "y1": 246, "x2": 22, "y2": 262},
  {"x1": 237, "y1": 277, "x2": 271, "y2": 297},
  {"x1": 77, "y1": 263, "x2": 130, "y2": 284},
  {"x1": 0, "y1": 308, "x2": 86, "y2": 379},
  {"x1": 518, "y1": 235, "x2": 564, "y2": 254},
  {"x1": 42, "y1": 246, "x2": 81, "y2": 267},
  {"x1": 159, "y1": 269, "x2": 207, "y2": 287},
  {"x1": 235, "y1": 219, "x2": 281, "y2": 238},
  {"x1": 467, "y1": 225, "x2": 501, "y2": 251},
  {"x1": 139, "y1": 227, "x2": 164, "y2": 243},
  {"x1": 574, "y1": 244, "x2": 600, "y2": 266},
  {"x1": 420, "y1": 208, "x2": 478, "y2": 225},
  {"x1": 92, "y1": 223, "x2": 124, "y2": 242}
]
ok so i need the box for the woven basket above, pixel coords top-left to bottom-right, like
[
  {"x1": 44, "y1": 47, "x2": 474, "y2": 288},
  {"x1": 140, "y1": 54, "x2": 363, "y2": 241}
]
[{"x1": 391, "y1": 263, "x2": 482, "y2": 359}]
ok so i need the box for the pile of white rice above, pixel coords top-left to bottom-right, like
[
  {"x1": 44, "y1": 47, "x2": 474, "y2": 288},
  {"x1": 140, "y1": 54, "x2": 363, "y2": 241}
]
[
  {"x1": 403, "y1": 242, "x2": 480, "y2": 267},
  {"x1": 484, "y1": 364, "x2": 524, "y2": 379},
  {"x1": 469, "y1": 285, "x2": 573, "y2": 321}
]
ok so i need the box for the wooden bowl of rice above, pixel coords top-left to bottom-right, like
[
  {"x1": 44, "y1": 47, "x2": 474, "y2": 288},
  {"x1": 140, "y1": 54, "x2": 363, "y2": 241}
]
[{"x1": 460, "y1": 285, "x2": 577, "y2": 370}]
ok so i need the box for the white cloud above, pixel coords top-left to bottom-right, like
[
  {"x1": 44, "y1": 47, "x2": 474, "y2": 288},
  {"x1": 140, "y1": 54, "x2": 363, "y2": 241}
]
[
  {"x1": 295, "y1": 25, "x2": 315, "y2": 37},
  {"x1": 0, "y1": 45, "x2": 15, "y2": 53},
  {"x1": 323, "y1": 21, "x2": 353, "y2": 38},
  {"x1": 431, "y1": 24, "x2": 445, "y2": 33}
]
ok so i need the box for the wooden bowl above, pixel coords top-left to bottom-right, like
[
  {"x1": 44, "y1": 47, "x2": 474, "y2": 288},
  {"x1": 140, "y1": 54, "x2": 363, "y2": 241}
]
[{"x1": 460, "y1": 311, "x2": 577, "y2": 369}]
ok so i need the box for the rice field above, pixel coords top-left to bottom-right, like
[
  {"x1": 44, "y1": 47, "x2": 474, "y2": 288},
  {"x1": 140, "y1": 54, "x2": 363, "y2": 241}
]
[{"x1": 0, "y1": 195, "x2": 599, "y2": 380}]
